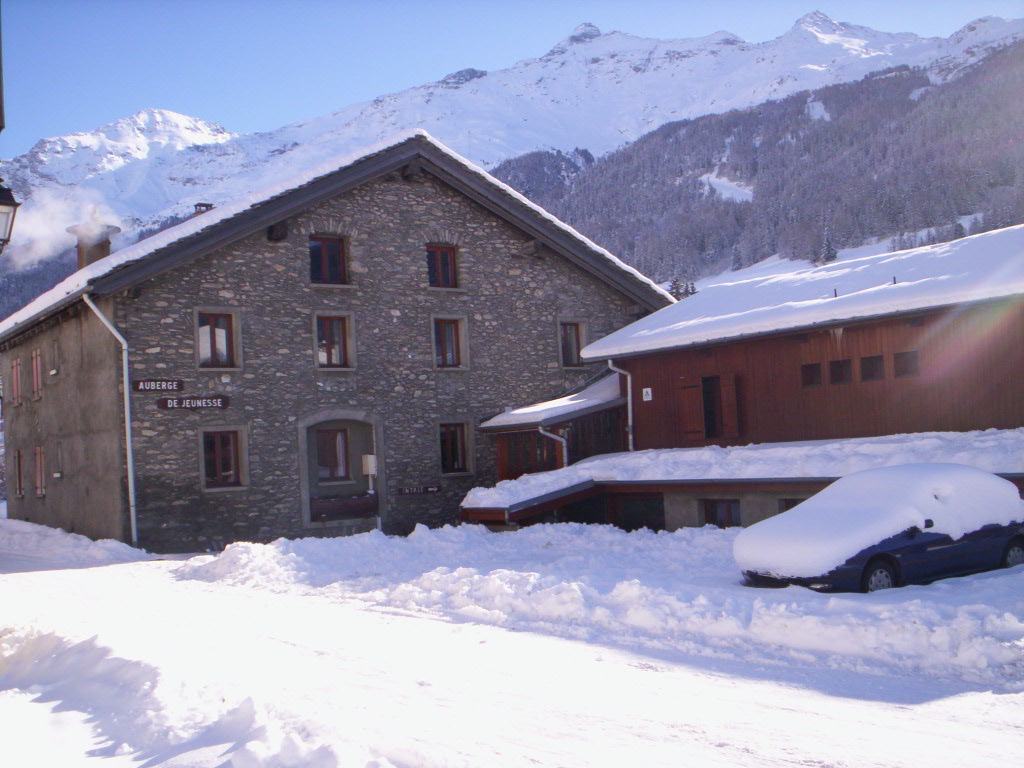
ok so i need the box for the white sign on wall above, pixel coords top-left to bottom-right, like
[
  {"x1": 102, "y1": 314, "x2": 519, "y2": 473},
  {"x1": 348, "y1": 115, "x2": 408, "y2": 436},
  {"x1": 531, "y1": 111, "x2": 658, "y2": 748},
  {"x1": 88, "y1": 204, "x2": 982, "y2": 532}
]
[{"x1": 642, "y1": 387, "x2": 653, "y2": 402}]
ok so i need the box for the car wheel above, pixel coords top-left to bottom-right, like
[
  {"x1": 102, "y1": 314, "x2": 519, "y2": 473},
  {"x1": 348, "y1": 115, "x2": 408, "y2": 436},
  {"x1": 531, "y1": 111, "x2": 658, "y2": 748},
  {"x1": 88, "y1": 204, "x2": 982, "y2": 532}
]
[
  {"x1": 862, "y1": 560, "x2": 896, "y2": 592},
  {"x1": 1002, "y1": 539, "x2": 1024, "y2": 569}
]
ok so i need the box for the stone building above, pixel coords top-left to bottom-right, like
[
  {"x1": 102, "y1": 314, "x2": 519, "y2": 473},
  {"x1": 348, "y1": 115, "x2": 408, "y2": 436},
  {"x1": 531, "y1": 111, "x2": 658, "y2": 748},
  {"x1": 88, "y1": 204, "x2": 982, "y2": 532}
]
[{"x1": 0, "y1": 132, "x2": 670, "y2": 551}]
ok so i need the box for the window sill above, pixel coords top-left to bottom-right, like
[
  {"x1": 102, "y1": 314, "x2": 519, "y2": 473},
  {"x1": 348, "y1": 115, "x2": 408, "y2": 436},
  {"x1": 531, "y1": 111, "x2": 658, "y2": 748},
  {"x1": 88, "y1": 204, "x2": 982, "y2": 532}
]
[
  {"x1": 202, "y1": 484, "x2": 248, "y2": 493},
  {"x1": 434, "y1": 365, "x2": 470, "y2": 372},
  {"x1": 197, "y1": 366, "x2": 242, "y2": 373},
  {"x1": 427, "y1": 286, "x2": 467, "y2": 294},
  {"x1": 317, "y1": 480, "x2": 357, "y2": 486},
  {"x1": 309, "y1": 282, "x2": 358, "y2": 289},
  {"x1": 317, "y1": 366, "x2": 356, "y2": 373},
  {"x1": 440, "y1": 471, "x2": 474, "y2": 478}
]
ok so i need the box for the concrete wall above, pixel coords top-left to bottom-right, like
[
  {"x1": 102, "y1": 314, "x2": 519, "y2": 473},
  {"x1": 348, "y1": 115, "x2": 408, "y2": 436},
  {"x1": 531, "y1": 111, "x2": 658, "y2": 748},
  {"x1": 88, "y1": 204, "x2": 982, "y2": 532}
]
[
  {"x1": 663, "y1": 491, "x2": 813, "y2": 530},
  {"x1": 118, "y1": 171, "x2": 642, "y2": 551},
  {"x1": 1, "y1": 300, "x2": 126, "y2": 539}
]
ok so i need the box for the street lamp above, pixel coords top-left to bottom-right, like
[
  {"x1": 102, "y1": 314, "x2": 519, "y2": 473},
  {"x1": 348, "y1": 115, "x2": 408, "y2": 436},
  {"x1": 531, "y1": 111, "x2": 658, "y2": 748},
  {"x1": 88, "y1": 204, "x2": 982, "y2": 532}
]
[{"x1": 0, "y1": 177, "x2": 19, "y2": 255}]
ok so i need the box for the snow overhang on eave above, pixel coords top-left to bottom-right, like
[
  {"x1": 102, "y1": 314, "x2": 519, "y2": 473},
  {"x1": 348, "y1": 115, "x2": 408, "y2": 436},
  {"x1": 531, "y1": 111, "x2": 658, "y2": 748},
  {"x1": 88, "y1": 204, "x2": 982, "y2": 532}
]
[
  {"x1": 581, "y1": 292, "x2": 1024, "y2": 362},
  {"x1": 479, "y1": 396, "x2": 626, "y2": 433}
]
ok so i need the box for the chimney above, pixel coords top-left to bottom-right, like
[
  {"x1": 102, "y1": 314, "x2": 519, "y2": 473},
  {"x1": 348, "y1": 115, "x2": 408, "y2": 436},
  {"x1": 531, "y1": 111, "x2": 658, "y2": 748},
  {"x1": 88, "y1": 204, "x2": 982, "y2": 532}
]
[{"x1": 66, "y1": 221, "x2": 122, "y2": 270}]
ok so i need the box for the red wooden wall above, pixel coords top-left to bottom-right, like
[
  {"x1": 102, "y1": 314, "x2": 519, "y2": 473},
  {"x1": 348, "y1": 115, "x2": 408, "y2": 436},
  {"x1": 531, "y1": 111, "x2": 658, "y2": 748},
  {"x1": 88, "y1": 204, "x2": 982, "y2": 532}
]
[{"x1": 621, "y1": 297, "x2": 1024, "y2": 449}]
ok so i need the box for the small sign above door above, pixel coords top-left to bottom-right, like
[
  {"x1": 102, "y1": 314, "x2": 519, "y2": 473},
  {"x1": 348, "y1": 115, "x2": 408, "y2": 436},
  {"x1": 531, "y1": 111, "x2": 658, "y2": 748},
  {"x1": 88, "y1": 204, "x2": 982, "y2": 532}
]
[
  {"x1": 398, "y1": 485, "x2": 441, "y2": 495},
  {"x1": 133, "y1": 379, "x2": 185, "y2": 392},
  {"x1": 157, "y1": 396, "x2": 230, "y2": 410}
]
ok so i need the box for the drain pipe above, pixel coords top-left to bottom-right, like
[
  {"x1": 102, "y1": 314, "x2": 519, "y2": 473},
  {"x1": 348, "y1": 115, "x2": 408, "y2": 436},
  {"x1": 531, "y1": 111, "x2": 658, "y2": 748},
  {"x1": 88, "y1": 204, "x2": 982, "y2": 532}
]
[
  {"x1": 82, "y1": 294, "x2": 138, "y2": 547},
  {"x1": 607, "y1": 359, "x2": 634, "y2": 452},
  {"x1": 538, "y1": 426, "x2": 569, "y2": 468}
]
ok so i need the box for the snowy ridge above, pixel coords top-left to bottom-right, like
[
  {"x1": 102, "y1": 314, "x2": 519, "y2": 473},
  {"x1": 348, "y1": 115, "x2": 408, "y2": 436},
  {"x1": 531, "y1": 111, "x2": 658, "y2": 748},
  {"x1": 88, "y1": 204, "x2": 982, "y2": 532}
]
[
  {"x1": 3, "y1": 13, "x2": 1023, "y2": 267},
  {"x1": 583, "y1": 223, "x2": 1024, "y2": 359}
]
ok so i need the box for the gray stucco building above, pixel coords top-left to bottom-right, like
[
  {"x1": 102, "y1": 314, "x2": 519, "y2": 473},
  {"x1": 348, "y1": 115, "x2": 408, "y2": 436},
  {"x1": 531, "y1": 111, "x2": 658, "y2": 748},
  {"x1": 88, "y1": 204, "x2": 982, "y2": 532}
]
[{"x1": 0, "y1": 133, "x2": 670, "y2": 552}]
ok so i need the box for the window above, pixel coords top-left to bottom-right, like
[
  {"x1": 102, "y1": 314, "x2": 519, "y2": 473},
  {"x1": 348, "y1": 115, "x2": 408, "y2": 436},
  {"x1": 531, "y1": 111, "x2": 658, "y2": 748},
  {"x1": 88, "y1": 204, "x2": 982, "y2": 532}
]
[
  {"x1": 559, "y1": 322, "x2": 584, "y2": 367},
  {"x1": 13, "y1": 450, "x2": 24, "y2": 497},
  {"x1": 434, "y1": 318, "x2": 464, "y2": 368},
  {"x1": 309, "y1": 236, "x2": 348, "y2": 284},
  {"x1": 30, "y1": 349, "x2": 43, "y2": 398},
  {"x1": 829, "y1": 359, "x2": 852, "y2": 384},
  {"x1": 778, "y1": 498, "x2": 805, "y2": 513},
  {"x1": 860, "y1": 355, "x2": 884, "y2": 382},
  {"x1": 203, "y1": 430, "x2": 242, "y2": 488},
  {"x1": 33, "y1": 446, "x2": 45, "y2": 497},
  {"x1": 440, "y1": 422, "x2": 468, "y2": 474},
  {"x1": 9, "y1": 357, "x2": 21, "y2": 405},
  {"x1": 315, "y1": 428, "x2": 350, "y2": 481},
  {"x1": 894, "y1": 350, "x2": 920, "y2": 378},
  {"x1": 801, "y1": 363, "x2": 822, "y2": 387},
  {"x1": 426, "y1": 245, "x2": 458, "y2": 288},
  {"x1": 702, "y1": 376, "x2": 723, "y2": 439},
  {"x1": 703, "y1": 499, "x2": 741, "y2": 527},
  {"x1": 197, "y1": 312, "x2": 236, "y2": 368},
  {"x1": 316, "y1": 315, "x2": 351, "y2": 368}
]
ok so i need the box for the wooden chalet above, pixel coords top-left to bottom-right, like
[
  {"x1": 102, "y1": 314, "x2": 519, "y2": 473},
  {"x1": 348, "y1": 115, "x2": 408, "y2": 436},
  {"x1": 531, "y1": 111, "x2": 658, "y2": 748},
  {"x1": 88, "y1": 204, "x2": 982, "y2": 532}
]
[{"x1": 463, "y1": 226, "x2": 1024, "y2": 529}]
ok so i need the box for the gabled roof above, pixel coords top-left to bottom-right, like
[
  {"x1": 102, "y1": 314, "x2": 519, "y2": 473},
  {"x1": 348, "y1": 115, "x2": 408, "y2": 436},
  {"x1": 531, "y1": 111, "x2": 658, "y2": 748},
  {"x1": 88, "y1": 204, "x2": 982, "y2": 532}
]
[
  {"x1": 0, "y1": 130, "x2": 671, "y2": 344},
  {"x1": 583, "y1": 224, "x2": 1024, "y2": 360}
]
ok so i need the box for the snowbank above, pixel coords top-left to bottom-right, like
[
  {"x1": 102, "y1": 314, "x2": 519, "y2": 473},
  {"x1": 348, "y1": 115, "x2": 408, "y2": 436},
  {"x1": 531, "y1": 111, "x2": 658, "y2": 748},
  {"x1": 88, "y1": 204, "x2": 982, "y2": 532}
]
[
  {"x1": 463, "y1": 428, "x2": 1024, "y2": 510},
  {"x1": 0, "y1": 518, "x2": 150, "y2": 573},
  {"x1": 179, "y1": 523, "x2": 1024, "y2": 689}
]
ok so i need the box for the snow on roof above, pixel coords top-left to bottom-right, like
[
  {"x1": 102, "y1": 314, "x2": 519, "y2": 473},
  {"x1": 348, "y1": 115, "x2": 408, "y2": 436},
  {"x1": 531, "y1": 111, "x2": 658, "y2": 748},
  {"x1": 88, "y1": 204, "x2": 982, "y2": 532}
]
[
  {"x1": 0, "y1": 130, "x2": 669, "y2": 341},
  {"x1": 479, "y1": 373, "x2": 623, "y2": 430},
  {"x1": 583, "y1": 224, "x2": 1024, "y2": 360},
  {"x1": 461, "y1": 428, "x2": 1024, "y2": 511},
  {"x1": 733, "y1": 463, "x2": 1024, "y2": 578}
]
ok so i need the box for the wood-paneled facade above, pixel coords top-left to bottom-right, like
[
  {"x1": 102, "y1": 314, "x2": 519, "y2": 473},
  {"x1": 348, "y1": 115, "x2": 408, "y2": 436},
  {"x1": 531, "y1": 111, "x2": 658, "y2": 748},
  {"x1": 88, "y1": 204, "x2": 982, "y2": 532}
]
[{"x1": 621, "y1": 296, "x2": 1024, "y2": 450}]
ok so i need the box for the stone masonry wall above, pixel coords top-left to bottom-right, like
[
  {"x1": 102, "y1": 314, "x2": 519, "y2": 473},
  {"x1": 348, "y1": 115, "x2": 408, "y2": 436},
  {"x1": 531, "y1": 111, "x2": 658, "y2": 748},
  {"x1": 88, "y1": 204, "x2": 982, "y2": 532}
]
[{"x1": 120, "y1": 171, "x2": 643, "y2": 551}]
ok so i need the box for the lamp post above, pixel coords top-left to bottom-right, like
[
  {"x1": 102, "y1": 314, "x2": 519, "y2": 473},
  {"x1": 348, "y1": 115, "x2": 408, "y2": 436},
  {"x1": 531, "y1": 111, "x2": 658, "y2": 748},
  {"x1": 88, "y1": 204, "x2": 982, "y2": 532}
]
[{"x1": 0, "y1": 178, "x2": 19, "y2": 255}]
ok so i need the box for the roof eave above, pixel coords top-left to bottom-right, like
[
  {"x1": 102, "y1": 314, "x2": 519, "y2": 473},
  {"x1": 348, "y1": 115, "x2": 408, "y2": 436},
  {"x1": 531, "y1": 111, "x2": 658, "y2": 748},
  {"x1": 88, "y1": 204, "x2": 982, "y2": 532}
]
[{"x1": 581, "y1": 292, "x2": 1024, "y2": 362}]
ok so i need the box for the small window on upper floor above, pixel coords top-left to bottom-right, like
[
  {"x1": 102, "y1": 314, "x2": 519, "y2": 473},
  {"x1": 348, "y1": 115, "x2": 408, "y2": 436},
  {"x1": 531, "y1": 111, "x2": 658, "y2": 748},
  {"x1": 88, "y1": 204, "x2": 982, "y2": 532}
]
[
  {"x1": 197, "y1": 312, "x2": 238, "y2": 368},
  {"x1": 860, "y1": 355, "x2": 885, "y2": 382},
  {"x1": 309, "y1": 236, "x2": 348, "y2": 285},
  {"x1": 800, "y1": 362, "x2": 822, "y2": 387},
  {"x1": 829, "y1": 359, "x2": 853, "y2": 385},
  {"x1": 316, "y1": 315, "x2": 353, "y2": 369},
  {"x1": 893, "y1": 350, "x2": 920, "y2": 378},
  {"x1": 559, "y1": 322, "x2": 585, "y2": 367},
  {"x1": 433, "y1": 317, "x2": 467, "y2": 369},
  {"x1": 9, "y1": 357, "x2": 22, "y2": 405},
  {"x1": 426, "y1": 245, "x2": 458, "y2": 288},
  {"x1": 30, "y1": 349, "x2": 43, "y2": 399}
]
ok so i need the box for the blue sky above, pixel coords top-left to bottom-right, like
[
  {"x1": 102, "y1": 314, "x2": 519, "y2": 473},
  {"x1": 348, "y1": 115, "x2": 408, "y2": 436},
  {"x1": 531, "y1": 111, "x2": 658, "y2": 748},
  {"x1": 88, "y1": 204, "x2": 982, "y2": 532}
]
[{"x1": 3, "y1": 0, "x2": 1023, "y2": 158}]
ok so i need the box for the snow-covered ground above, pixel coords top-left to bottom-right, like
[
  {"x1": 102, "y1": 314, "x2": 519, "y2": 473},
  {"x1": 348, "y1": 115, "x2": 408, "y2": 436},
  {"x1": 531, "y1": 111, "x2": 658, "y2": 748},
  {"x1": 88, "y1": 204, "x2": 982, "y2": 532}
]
[{"x1": 2, "y1": 518, "x2": 1023, "y2": 766}]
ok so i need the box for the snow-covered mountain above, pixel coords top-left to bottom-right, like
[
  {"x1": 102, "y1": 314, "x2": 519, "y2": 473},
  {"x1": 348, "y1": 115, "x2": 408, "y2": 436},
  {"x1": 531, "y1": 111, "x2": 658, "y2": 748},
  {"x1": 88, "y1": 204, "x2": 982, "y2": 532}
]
[{"x1": 3, "y1": 11, "x2": 1023, "y2": 268}]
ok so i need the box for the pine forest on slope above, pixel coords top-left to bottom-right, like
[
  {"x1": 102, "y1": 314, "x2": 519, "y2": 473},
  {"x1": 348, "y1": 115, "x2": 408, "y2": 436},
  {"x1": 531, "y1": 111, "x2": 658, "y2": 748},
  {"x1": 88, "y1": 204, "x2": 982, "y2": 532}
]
[{"x1": 493, "y1": 40, "x2": 1024, "y2": 282}]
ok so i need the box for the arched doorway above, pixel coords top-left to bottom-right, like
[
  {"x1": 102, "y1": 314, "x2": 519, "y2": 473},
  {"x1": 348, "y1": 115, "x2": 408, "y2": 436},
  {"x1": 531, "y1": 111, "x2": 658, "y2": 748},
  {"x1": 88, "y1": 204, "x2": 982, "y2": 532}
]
[{"x1": 297, "y1": 409, "x2": 385, "y2": 529}]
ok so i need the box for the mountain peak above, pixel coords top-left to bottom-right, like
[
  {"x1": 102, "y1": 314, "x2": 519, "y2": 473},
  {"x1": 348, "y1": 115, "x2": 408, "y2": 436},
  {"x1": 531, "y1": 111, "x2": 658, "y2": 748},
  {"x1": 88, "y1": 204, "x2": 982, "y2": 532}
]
[
  {"x1": 791, "y1": 10, "x2": 845, "y2": 34},
  {"x1": 569, "y1": 23, "x2": 602, "y2": 43}
]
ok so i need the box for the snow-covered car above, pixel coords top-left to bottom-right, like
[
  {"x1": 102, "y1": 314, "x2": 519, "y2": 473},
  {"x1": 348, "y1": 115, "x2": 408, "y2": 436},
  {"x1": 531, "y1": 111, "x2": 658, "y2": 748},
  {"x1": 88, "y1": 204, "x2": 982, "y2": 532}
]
[{"x1": 734, "y1": 463, "x2": 1024, "y2": 592}]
